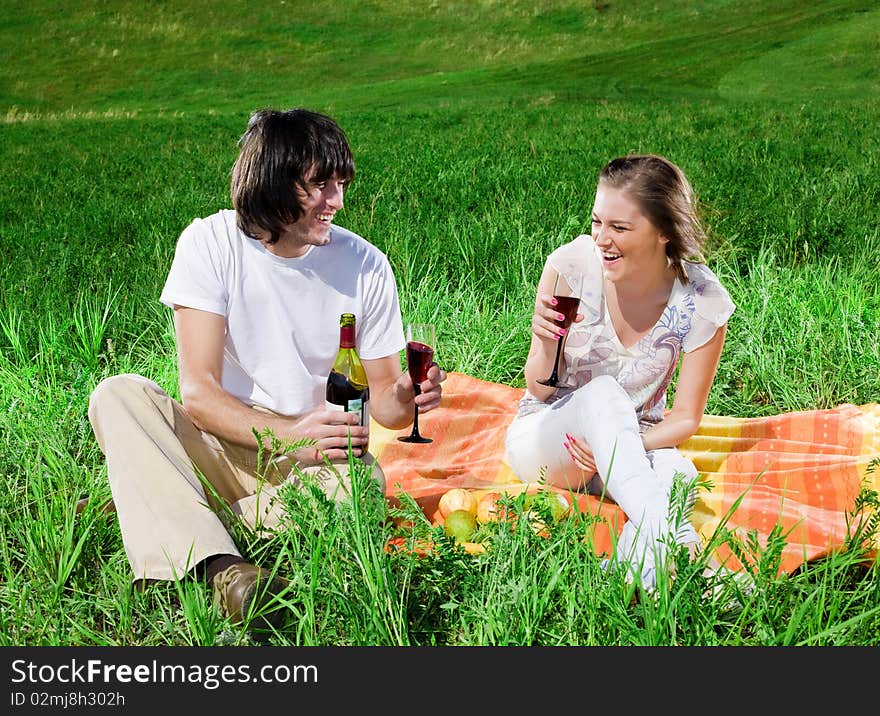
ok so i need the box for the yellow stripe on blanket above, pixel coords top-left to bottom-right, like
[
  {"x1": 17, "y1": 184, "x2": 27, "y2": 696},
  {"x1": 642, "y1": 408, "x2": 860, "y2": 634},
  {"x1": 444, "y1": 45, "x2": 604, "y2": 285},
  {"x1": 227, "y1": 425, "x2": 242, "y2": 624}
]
[{"x1": 371, "y1": 372, "x2": 880, "y2": 573}]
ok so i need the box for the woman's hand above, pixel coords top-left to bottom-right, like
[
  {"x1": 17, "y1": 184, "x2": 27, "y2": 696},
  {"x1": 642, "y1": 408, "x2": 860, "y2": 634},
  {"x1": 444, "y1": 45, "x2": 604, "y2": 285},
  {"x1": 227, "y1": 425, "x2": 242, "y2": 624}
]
[
  {"x1": 531, "y1": 292, "x2": 583, "y2": 342},
  {"x1": 524, "y1": 263, "x2": 583, "y2": 400},
  {"x1": 564, "y1": 432, "x2": 597, "y2": 476}
]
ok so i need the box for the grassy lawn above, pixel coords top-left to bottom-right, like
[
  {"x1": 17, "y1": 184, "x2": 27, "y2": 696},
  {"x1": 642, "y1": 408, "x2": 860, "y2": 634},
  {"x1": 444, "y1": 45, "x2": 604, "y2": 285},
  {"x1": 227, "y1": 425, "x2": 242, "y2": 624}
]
[{"x1": 1, "y1": 0, "x2": 879, "y2": 645}]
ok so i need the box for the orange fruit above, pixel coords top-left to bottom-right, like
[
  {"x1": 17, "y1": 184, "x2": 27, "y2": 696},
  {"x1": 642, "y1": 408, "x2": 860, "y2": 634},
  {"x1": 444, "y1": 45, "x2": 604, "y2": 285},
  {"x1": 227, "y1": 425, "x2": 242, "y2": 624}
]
[
  {"x1": 384, "y1": 536, "x2": 434, "y2": 557},
  {"x1": 429, "y1": 508, "x2": 444, "y2": 527},
  {"x1": 390, "y1": 516, "x2": 415, "y2": 530},
  {"x1": 476, "y1": 491, "x2": 503, "y2": 523},
  {"x1": 461, "y1": 541, "x2": 487, "y2": 555}
]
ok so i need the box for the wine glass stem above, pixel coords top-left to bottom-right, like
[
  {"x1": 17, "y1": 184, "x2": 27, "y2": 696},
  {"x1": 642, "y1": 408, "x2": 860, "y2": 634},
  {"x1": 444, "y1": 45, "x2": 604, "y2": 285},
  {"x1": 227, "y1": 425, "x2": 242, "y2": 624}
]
[
  {"x1": 549, "y1": 338, "x2": 563, "y2": 382},
  {"x1": 411, "y1": 383, "x2": 422, "y2": 437}
]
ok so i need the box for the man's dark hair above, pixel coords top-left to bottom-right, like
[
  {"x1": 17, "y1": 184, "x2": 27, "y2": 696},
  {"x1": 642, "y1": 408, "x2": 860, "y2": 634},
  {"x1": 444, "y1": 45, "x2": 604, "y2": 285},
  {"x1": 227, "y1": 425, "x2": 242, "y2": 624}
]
[{"x1": 231, "y1": 108, "x2": 355, "y2": 244}]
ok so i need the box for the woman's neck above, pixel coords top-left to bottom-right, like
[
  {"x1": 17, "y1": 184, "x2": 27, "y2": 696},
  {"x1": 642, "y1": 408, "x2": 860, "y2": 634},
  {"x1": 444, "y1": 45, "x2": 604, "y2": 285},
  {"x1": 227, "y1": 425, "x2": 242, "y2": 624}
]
[{"x1": 609, "y1": 261, "x2": 676, "y2": 304}]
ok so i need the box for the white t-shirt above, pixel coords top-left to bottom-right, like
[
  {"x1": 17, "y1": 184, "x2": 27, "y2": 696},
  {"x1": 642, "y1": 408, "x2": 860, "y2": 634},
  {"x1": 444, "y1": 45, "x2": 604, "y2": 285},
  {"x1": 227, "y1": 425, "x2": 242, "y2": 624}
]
[{"x1": 160, "y1": 209, "x2": 405, "y2": 417}]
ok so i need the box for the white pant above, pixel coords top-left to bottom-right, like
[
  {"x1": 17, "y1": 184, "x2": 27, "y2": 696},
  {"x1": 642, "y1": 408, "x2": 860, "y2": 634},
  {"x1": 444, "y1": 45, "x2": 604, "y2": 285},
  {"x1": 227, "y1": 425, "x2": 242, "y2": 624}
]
[{"x1": 505, "y1": 375, "x2": 700, "y2": 581}]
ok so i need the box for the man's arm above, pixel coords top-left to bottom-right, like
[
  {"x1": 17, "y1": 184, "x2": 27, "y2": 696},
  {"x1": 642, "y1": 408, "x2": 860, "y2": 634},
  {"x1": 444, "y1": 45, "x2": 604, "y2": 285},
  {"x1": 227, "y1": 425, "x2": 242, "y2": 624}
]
[
  {"x1": 363, "y1": 354, "x2": 445, "y2": 431},
  {"x1": 174, "y1": 306, "x2": 368, "y2": 462}
]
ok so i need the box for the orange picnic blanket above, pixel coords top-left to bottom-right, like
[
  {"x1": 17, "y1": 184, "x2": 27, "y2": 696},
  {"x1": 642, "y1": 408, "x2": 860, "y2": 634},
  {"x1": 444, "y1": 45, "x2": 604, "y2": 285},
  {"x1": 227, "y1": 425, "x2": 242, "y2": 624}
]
[{"x1": 371, "y1": 372, "x2": 880, "y2": 574}]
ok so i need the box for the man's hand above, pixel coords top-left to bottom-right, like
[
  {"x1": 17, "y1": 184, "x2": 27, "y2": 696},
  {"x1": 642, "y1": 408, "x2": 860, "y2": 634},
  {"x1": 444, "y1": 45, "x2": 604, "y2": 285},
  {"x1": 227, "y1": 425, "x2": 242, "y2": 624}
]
[
  {"x1": 403, "y1": 362, "x2": 446, "y2": 413},
  {"x1": 363, "y1": 354, "x2": 447, "y2": 430},
  {"x1": 289, "y1": 408, "x2": 369, "y2": 464}
]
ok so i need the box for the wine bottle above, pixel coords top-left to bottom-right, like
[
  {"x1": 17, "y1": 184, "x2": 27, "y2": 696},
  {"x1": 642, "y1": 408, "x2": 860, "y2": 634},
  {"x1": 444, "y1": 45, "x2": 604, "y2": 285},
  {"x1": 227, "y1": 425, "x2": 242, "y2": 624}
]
[{"x1": 326, "y1": 313, "x2": 370, "y2": 452}]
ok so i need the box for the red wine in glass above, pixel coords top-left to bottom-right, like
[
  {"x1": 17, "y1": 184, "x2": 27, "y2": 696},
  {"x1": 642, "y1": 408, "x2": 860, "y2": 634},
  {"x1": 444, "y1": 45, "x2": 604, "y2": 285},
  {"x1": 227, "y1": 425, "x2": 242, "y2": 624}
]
[
  {"x1": 406, "y1": 341, "x2": 434, "y2": 383},
  {"x1": 399, "y1": 323, "x2": 436, "y2": 444},
  {"x1": 536, "y1": 273, "x2": 583, "y2": 389}
]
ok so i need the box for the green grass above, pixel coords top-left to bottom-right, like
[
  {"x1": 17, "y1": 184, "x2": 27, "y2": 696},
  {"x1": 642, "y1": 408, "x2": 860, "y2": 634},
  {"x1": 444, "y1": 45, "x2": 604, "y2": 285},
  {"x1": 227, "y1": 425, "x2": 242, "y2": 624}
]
[{"x1": 1, "y1": 0, "x2": 879, "y2": 645}]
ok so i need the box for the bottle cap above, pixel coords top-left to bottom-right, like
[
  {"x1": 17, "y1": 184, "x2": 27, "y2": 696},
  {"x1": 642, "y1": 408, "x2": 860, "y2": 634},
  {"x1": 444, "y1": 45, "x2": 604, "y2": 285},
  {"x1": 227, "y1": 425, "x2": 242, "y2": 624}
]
[{"x1": 339, "y1": 313, "x2": 356, "y2": 348}]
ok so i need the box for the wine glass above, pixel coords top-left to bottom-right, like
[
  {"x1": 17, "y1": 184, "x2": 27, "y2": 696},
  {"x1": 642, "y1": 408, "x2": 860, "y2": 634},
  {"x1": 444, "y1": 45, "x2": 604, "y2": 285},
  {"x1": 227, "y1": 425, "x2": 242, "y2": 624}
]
[
  {"x1": 398, "y1": 322, "x2": 436, "y2": 444},
  {"x1": 536, "y1": 272, "x2": 583, "y2": 389}
]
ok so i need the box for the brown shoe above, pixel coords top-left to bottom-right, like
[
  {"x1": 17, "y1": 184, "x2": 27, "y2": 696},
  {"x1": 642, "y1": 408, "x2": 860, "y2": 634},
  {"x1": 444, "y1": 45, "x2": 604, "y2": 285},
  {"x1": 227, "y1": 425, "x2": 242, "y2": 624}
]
[
  {"x1": 212, "y1": 562, "x2": 289, "y2": 631},
  {"x1": 75, "y1": 496, "x2": 116, "y2": 515}
]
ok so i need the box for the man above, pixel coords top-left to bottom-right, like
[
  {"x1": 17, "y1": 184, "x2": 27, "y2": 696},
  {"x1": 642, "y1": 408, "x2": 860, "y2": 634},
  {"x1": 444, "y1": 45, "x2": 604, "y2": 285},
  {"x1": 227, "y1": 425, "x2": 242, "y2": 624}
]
[{"x1": 87, "y1": 108, "x2": 445, "y2": 631}]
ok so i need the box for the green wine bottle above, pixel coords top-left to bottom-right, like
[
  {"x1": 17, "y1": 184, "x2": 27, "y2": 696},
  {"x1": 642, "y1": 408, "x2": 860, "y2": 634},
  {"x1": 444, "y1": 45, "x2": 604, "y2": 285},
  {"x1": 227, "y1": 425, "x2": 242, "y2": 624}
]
[{"x1": 326, "y1": 313, "x2": 370, "y2": 451}]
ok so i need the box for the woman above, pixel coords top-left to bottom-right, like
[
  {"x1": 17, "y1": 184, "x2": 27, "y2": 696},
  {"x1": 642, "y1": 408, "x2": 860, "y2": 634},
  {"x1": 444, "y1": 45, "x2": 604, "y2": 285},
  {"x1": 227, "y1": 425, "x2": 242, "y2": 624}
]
[{"x1": 505, "y1": 154, "x2": 734, "y2": 587}]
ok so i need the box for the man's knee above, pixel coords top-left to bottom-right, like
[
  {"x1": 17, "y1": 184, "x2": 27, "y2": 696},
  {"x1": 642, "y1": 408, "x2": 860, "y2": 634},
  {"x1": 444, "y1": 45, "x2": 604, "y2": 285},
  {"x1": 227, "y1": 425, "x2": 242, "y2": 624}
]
[
  {"x1": 297, "y1": 453, "x2": 386, "y2": 502},
  {"x1": 89, "y1": 374, "x2": 158, "y2": 417},
  {"x1": 363, "y1": 453, "x2": 386, "y2": 495}
]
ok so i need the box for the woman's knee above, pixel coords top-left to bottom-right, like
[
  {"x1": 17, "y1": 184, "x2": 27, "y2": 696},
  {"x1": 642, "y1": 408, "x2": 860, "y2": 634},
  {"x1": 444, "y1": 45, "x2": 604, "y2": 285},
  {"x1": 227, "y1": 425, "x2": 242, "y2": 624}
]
[
  {"x1": 505, "y1": 443, "x2": 545, "y2": 485},
  {"x1": 572, "y1": 375, "x2": 631, "y2": 414},
  {"x1": 505, "y1": 420, "x2": 540, "y2": 483},
  {"x1": 571, "y1": 376, "x2": 638, "y2": 441}
]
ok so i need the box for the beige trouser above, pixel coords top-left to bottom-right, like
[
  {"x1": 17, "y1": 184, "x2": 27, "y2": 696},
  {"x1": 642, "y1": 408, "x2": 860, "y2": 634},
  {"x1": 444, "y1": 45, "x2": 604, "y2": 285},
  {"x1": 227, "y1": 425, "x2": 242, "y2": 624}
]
[{"x1": 87, "y1": 373, "x2": 385, "y2": 582}]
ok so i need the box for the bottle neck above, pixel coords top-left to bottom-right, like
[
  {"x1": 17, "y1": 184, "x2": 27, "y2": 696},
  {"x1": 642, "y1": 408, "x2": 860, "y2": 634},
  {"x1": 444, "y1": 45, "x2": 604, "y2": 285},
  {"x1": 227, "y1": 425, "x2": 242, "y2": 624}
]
[{"x1": 339, "y1": 324, "x2": 356, "y2": 349}]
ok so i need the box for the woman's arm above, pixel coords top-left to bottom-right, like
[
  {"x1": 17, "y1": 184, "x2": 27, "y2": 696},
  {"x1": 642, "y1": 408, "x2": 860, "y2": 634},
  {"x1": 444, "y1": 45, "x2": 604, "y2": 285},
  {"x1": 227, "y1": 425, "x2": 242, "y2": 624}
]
[{"x1": 641, "y1": 323, "x2": 728, "y2": 452}]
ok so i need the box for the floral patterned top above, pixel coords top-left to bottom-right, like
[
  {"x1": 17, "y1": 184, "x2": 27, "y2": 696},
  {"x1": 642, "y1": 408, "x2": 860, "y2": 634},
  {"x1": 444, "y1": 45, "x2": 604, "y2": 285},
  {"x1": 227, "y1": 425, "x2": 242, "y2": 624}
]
[{"x1": 516, "y1": 234, "x2": 735, "y2": 429}]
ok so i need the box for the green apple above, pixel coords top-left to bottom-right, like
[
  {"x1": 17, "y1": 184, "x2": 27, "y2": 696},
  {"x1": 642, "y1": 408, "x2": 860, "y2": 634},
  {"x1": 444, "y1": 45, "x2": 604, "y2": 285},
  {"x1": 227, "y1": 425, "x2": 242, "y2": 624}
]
[
  {"x1": 524, "y1": 491, "x2": 569, "y2": 521},
  {"x1": 444, "y1": 509, "x2": 477, "y2": 542}
]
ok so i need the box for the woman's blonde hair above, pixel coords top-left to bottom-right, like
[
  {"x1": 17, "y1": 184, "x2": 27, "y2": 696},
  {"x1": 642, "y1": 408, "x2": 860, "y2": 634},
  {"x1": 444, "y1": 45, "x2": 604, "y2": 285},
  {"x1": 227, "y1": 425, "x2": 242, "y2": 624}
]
[{"x1": 599, "y1": 154, "x2": 706, "y2": 282}]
